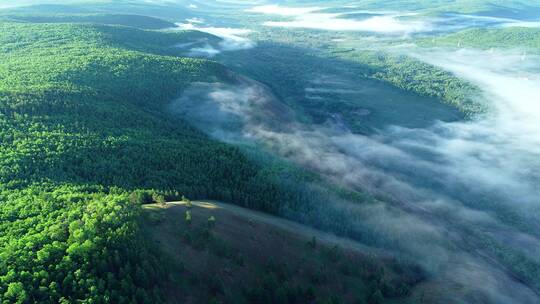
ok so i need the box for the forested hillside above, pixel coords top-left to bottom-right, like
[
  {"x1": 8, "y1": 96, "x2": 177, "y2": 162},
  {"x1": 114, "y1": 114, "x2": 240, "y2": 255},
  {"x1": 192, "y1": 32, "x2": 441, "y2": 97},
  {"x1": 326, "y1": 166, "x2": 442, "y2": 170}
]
[
  {"x1": 419, "y1": 27, "x2": 540, "y2": 50},
  {"x1": 0, "y1": 20, "x2": 301, "y2": 303},
  {"x1": 4, "y1": 13, "x2": 176, "y2": 29},
  {"x1": 1, "y1": 0, "x2": 540, "y2": 302}
]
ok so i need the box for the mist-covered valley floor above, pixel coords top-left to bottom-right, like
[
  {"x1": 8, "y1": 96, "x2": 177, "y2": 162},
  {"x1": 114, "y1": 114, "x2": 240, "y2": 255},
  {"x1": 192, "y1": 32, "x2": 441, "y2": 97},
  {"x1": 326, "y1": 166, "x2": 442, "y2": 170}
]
[
  {"x1": 1, "y1": 1, "x2": 539, "y2": 303},
  {"x1": 167, "y1": 2, "x2": 540, "y2": 303},
  {"x1": 172, "y1": 55, "x2": 540, "y2": 303}
]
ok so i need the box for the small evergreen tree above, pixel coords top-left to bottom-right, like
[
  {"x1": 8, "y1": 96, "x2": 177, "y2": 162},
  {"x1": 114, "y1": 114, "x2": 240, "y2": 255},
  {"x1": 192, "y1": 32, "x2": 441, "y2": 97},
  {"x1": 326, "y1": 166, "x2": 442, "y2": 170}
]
[
  {"x1": 185, "y1": 210, "x2": 192, "y2": 226},
  {"x1": 207, "y1": 216, "x2": 216, "y2": 229},
  {"x1": 182, "y1": 195, "x2": 192, "y2": 209},
  {"x1": 152, "y1": 192, "x2": 166, "y2": 205}
]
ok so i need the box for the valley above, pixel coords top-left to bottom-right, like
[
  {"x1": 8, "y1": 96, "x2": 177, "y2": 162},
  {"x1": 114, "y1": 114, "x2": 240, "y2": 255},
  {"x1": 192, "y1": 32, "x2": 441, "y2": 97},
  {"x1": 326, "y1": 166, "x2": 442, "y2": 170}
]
[{"x1": 0, "y1": 1, "x2": 539, "y2": 303}]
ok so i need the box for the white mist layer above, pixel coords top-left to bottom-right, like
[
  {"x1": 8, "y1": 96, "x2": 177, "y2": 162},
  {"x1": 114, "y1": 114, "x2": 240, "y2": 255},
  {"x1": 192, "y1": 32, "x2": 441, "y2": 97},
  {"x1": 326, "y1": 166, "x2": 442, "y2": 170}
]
[
  {"x1": 247, "y1": 5, "x2": 431, "y2": 34},
  {"x1": 454, "y1": 13, "x2": 540, "y2": 28},
  {"x1": 173, "y1": 48, "x2": 540, "y2": 302},
  {"x1": 409, "y1": 49, "x2": 540, "y2": 192},
  {"x1": 174, "y1": 22, "x2": 254, "y2": 56},
  {"x1": 247, "y1": 5, "x2": 540, "y2": 34},
  {"x1": 246, "y1": 4, "x2": 323, "y2": 16}
]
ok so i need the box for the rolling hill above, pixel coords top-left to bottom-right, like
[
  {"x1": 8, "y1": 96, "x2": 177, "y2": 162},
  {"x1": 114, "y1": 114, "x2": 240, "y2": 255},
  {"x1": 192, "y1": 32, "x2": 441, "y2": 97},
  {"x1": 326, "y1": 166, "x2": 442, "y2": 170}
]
[
  {"x1": 2, "y1": 1, "x2": 539, "y2": 303},
  {"x1": 143, "y1": 200, "x2": 423, "y2": 303},
  {"x1": 0, "y1": 13, "x2": 424, "y2": 303},
  {"x1": 0, "y1": 17, "x2": 305, "y2": 303}
]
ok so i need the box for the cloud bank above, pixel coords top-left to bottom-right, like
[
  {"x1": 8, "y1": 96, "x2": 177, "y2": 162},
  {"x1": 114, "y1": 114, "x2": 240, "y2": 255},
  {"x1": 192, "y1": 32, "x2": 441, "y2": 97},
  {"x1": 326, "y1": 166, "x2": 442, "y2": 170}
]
[
  {"x1": 247, "y1": 4, "x2": 431, "y2": 34},
  {"x1": 246, "y1": 5, "x2": 540, "y2": 34},
  {"x1": 246, "y1": 4, "x2": 323, "y2": 16},
  {"x1": 438, "y1": 13, "x2": 540, "y2": 31},
  {"x1": 174, "y1": 21, "x2": 254, "y2": 57},
  {"x1": 172, "y1": 46, "x2": 540, "y2": 302}
]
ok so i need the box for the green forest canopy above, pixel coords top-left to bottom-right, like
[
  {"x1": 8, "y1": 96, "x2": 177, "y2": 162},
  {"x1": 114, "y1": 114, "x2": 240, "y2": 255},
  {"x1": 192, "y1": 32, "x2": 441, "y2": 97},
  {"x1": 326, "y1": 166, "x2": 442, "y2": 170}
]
[
  {"x1": 418, "y1": 27, "x2": 540, "y2": 51},
  {"x1": 0, "y1": 20, "x2": 301, "y2": 303}
]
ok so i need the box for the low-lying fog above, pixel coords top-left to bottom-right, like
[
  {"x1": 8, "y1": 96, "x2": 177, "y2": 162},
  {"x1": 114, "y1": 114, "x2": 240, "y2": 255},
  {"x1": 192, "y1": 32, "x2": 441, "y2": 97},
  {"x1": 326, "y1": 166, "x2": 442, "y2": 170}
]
[
  {"x1": 174, "y1": 21, "x2": 255, "y2": 56},
  {"x1": 246, "y1": 4, "x2": 540, "y2": 34},
  {"x1": 172, "y1": 38, "x2": 540, "y2": 304},
  {"x1": 169, "y1": 2, "x2": 540, "y2": 303},
  {"x1": 247, "y1": 5, "x2": 430, "y2": 34}
]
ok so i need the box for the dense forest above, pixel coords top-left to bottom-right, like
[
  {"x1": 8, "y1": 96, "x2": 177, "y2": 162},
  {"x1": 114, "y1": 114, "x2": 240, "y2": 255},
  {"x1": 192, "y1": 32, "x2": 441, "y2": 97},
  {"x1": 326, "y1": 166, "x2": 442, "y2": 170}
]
[
  {"x1": 3, "y1": 1, "x2": 538, "y2": 302},
  {"x1": 232, "y1": 29, "x2": 483, "y2": 121},
  {"x1": 0, "y1": 20, "x2": 303, "y2": 303},
  {"x1": 4, "y1": 13, "x2": 177, "y2": 29},
  {"x1": 418, "y1": 27, "x2": 540, "y2": 50},
  {"x1": 217, "y1": 41, "x2": 469, "y2": 136},
  {"x1": 0, "y1": 15, "x2": 419, "y2": 303}
]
